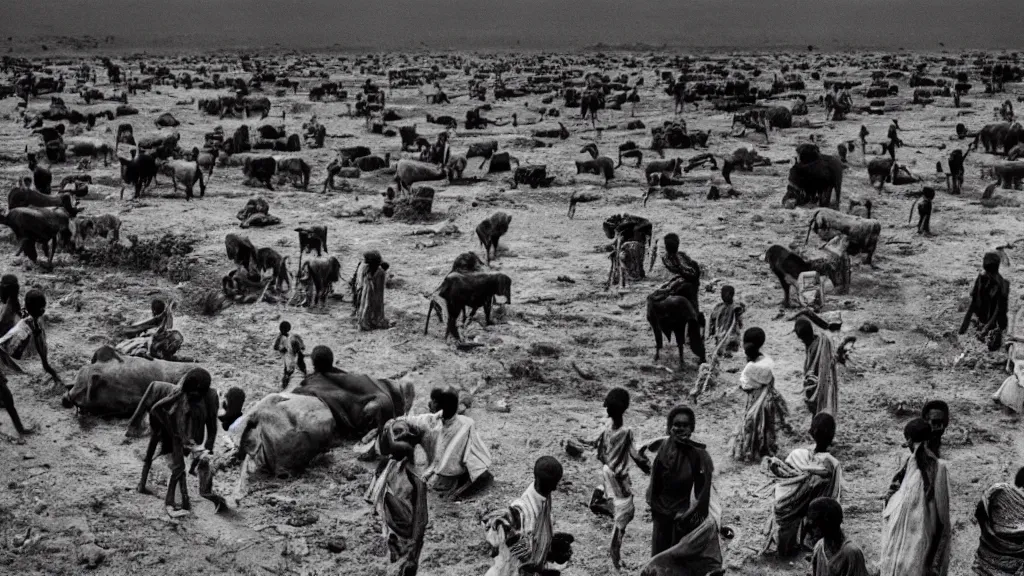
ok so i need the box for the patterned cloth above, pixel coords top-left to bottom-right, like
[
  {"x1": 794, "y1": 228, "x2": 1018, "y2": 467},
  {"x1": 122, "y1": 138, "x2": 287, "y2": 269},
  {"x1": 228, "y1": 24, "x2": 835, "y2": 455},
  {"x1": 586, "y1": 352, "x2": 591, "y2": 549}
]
[
  {"x1": 879, "y1": 451, "x2": 950, "y2": 576},
  {"x1": 731, "y1": 355, "x2": 789, "y2": 462},
  {"x1": 803, "y1": 334, "x2": 840, "y2": 417},
  {"x1": 974, "y1": 483, "x2": 1024, "y2": 576},
  {"x1": 484, "y1": 484, "x2": 554, "y2": 576},
  {"x1": 763, "y1": 448, "x2": 844, "y2": 556},
  {"x1": 365, "y1": 455, "x2": 428, "y2": 576}
]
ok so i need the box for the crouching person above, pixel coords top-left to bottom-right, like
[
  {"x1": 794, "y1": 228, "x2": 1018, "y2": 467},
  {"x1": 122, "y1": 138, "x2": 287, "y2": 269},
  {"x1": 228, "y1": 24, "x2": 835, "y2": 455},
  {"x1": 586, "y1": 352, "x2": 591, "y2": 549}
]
[
  {"x1": 483, "y1": 456, "x2": 574, "y2": 576},
  {"x1": 401, "y1": 387, "x2": 493, "y2": 499},
  {"x1": 126, "y1": 368, "x2": 227, "y2": 516}
]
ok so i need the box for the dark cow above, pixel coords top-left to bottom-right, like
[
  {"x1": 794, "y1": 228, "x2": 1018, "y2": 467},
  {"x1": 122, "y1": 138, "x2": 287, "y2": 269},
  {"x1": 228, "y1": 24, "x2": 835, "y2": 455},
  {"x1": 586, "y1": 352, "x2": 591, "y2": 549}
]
[
  {"x1": 297, "y1": 256, "x2": 342, "y2": 306},
  {"x1": 296, "y1": 226, "x2": 328, "y2": 268},
  {"x1": 243, "y1": 156, "x2": 277, "y2": 190},
  {"x1": 646, "y1": 294, "x2": 706, "y2": 366},
  {"x1": 225, "y1": 233, "x2": 258, "y2": 273},
  {"x1": 424, "y1": 272, "x2": 512, "y2": 341},
  {"x1": 254, "y1": 247, "x2": 291, "y2": 293},
  {"x1": 475, "y1": 212, "x2": 512, "y2": 264}
]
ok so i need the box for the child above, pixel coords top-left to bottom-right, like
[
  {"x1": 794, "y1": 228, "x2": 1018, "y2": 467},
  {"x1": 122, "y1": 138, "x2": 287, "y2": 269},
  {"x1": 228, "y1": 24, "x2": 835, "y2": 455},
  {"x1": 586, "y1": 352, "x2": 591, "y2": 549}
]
[
  {"x1": 584, "y1": 388, "x2": 651, "y2": 570},
  {"x1": 708, "y1": 285, "x2": 744, "y2": 357},
  {"x1": 0, "y1": 288, "x2": 63, "y2": 393},
  {"x1": 273, "y1": 321, "x2": 306, "y2": 388},
  {"x1": 483, "y1": 456, "x2": 572, "y2": 576}
]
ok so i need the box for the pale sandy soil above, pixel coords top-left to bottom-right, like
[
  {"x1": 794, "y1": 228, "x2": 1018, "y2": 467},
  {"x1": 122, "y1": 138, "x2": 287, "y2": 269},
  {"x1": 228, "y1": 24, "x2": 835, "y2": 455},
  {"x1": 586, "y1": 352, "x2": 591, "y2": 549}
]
[{"x1": 0, "y1": 50, "x2": 1022, "y2": 576}]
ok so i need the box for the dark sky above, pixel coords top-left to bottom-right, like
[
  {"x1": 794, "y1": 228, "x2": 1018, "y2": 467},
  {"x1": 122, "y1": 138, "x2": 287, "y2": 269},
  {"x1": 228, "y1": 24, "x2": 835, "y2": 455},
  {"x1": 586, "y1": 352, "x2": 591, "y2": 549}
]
[{"x1": 1, "y1": 0, "x2": 1020, "y2": 50}]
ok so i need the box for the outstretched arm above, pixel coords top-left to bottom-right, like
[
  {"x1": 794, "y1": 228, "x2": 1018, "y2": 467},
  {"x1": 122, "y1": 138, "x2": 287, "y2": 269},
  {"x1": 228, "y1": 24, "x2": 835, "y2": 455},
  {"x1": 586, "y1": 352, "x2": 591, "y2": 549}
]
[{"x1": 122, "y1": 314, "x2": 162, "y2": 337}]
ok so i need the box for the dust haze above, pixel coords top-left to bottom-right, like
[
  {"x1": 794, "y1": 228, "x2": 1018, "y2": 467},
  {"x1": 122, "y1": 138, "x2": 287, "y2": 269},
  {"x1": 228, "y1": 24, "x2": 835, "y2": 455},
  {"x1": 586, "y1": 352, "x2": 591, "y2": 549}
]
[{"x1": 0, "y1": 0, "x2": 1020, "y2": 50}]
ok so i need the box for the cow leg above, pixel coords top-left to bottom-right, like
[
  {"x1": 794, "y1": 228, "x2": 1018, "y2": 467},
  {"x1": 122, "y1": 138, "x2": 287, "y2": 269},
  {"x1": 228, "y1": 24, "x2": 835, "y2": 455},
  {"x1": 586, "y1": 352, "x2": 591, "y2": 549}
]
[
  {"x1": 483, "y1": 298, "x2": 493, "y2": 325},
  {"x1": 688, "y1": 320, "x2": 706, "y2": 364},
  {"x1": 675, "y1": 327, "x2": 686, "y2": 367},
  {"x1": 445, "y1": 300, "x2": 461, "y2": 341},
  {"x1": 232, "y1": 454, "x2": 255, "y2": 507},
  {"x1": 780, "y1": 279, "x2": 792, "y2": 308},
  {"x1": 651, "y1": 322, "x2": 663, "y2": 361}
]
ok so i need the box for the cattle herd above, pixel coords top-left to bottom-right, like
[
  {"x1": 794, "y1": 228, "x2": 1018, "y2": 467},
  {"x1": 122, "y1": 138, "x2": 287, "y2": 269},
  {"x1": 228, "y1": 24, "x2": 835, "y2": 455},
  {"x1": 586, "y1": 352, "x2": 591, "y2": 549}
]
[{"x1": 0, "y1": 47, "x2": 1023, "y2": 574}]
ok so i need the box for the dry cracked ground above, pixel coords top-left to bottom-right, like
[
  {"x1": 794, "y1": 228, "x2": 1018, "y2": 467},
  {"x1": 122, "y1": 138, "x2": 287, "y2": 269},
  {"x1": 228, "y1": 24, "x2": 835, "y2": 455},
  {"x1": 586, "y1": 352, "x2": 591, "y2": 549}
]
[{"x1": 1, "y1": 48, "x2": 1023, "y2": 576}]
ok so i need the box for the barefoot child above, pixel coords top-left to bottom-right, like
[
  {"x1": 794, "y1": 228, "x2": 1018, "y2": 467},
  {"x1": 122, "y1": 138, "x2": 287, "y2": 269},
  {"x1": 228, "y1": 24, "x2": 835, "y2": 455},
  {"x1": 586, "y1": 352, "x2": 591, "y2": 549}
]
[{"x1": 583, "y1": 388, "x2": 651, "y2": 570}]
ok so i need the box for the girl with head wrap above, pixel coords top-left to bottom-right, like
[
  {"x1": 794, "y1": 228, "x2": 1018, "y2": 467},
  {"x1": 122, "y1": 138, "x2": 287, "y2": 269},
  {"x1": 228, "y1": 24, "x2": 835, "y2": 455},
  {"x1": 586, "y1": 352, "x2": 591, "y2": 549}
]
[
  {"x1": 641, "y1": 405, "x2": 722, "y2": 576},
  {"x1": 730, "y1": 327, "x2": 789, "y2": 462},
  {"x1": 879, "y1": 418, "x2": 950, "y2": 576}
]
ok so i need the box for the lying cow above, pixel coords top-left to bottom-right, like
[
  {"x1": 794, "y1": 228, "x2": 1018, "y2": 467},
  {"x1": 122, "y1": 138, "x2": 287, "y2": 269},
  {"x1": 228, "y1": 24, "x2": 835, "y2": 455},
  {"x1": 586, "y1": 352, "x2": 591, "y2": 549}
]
[
  {"x1": 61, "y1": 346, "x2": 199, "y2": 416},
  {"x1": 228, "y1": 362, "x2": 415, "y2": 503}
]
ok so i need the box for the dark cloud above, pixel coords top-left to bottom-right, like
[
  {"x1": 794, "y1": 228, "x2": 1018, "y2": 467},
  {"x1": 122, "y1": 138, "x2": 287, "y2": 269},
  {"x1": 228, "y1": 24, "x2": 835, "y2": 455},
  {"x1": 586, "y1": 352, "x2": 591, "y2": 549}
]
[{"x1": 0, "y1": 0, "x2": 1019, "y2": 50}]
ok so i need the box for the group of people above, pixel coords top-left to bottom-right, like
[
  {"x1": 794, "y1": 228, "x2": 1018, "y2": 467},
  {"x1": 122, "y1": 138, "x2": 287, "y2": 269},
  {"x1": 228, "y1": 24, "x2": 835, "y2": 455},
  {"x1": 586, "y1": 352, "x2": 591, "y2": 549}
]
[{"x1": 1, "y1": 243, "x2": 1020, "y2": 575}]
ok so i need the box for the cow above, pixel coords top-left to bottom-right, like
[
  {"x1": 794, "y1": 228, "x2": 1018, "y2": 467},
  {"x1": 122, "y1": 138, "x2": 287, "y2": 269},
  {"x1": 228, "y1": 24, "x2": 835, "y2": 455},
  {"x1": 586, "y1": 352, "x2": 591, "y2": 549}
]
[
  {"x1": 227, "y1": 370, "x2": 415, "y2": 503},
  {"x1": 276, "y1": 157, "x2": 311, "y2": 189},
  {"x1": 646, "y1": 294, "x2": 706, "y2": 367},
  {"x1": 243, "y1": 156, "x2": 277, "y2": 190},
  {"x1": 297, "y1": 256, "x2": 342, "y2": 306},
  {"x1": 61, "y1": 346, "x2": 199, "y2": 416},
  {"x1": 254, "y1": 247, "x2": 291, "y2": 293},
  {"x1": 475, "y1": 212, "x2": 512, "y2": 264},
  {"x1": 225, "y1": 233, "x2": 258, "y2": 273},
  {"x1": 424, "y1": 271, "x2": 512, "y2": 341},
  {"x1": 157, "y1": 159, "x2": 206, "y2": 200}
]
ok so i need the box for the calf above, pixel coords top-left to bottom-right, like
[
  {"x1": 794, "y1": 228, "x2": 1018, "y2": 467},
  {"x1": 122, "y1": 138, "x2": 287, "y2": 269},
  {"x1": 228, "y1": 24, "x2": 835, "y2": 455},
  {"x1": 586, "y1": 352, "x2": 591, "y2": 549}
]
[
  {"x1": 575, "y1": 157, "x2": 615, "y2": 187},
  {"x1": 276, "y1": 158, "x2": 311, "y2": 189},
  {"x1": 297, "y1": 256, "x2": 341, "y2": 306},
  {"x1": 646, "y1": 295, "x2": 706, "y2": 367},
  {"x1": 254, "y1": 247, "x2": 291, "y2": 293},
  {"x1": 243, "y1": 156, "x2": 277, "y2": 190},
  {"x1": 158, "y1": 159, "x2": 206, "y2": 200},
  {"x1": 225, "y1": 233, "x2": 258, "y2": 273},
  {"x1": 73, "y1": 214, "x2": 121, "y2": 248},
  {"x1": 475, "y1": 212, "x2": 512, "y2": 264},
  {"x1": 295, "y1": 226, "x2": 328, "y2": 267}
]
